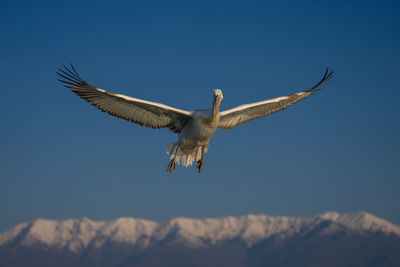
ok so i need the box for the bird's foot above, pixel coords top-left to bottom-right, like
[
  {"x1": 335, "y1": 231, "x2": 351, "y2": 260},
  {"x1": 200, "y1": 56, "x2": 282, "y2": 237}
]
[
  {"x1": 197, "y1": 160, "x2": 204, "y2": 173},
  {"x1": 167, "y1": 160, "x2": 176, "y2": 173}
]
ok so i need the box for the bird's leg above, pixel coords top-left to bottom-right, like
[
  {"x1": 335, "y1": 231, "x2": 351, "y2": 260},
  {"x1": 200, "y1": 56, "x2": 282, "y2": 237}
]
[
  {"x1": 167, "y1": 147, "x2": 178, "y2": 173},
  {"x1": 167, "y1": 160, "x2": 176, "y2": 173},
  {"x1": 197, "y1": 147, "x2": 205, "y2": 173}
]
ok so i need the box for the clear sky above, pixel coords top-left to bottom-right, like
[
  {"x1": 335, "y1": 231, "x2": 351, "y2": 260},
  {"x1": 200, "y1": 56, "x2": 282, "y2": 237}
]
[{"x1": 1, "y1": 0, "x2": 399, "y2": 232}]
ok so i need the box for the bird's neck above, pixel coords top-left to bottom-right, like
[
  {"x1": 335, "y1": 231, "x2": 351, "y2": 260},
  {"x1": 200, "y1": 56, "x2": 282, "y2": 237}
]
[{"x1": 211, "y1": 98, "x2": 221, "y2": 125}]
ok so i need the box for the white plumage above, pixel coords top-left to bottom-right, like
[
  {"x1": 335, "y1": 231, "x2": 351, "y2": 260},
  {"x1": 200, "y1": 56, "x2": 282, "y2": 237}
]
[{"x1": 57, "y1": 65, "x2": 333, "y2": 173}]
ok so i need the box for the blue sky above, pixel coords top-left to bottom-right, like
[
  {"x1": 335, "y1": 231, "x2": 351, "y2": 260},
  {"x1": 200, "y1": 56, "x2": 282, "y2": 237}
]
[{"x1": 1, "y1": 0, "x2": 399, "y2": 232}]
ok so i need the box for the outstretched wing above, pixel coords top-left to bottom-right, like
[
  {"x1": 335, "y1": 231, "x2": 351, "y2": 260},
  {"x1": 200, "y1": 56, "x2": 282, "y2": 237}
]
[
  {"x1": 57, "y1": 65, "x2": 192, "y2": 133},
  {"x1": 218, "y1": 69, "x2": 334, "y2": 129}
]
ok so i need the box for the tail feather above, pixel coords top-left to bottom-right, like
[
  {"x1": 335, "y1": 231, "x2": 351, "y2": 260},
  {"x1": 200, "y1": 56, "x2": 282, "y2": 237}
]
[{"x1": 166, "y1": 143, "x2": 208, "y2": 167}]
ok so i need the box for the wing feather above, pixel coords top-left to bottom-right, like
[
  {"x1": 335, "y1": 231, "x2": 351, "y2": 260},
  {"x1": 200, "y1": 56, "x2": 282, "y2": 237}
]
[
  {"x1": 57, "y1": 65, "x2": 192, "y2": 133},
  {"x1": 218, "y1": 69, "x2": 333, "y2": 129}
]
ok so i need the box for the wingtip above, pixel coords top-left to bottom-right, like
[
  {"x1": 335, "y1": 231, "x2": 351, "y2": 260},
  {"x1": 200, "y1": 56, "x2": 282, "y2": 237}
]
[
  {"x1": 69, "y1": 63, "x2": 81, "y2": 78},
  {"x1": 306, "y1": 67, "x2": 334, "y2": 92},
  {"x1": 324, "y1": 68, "x2": 334, "y2": 80},
  {"x1": 56, "y1": 63, "x2": 86, "y2": 86}
]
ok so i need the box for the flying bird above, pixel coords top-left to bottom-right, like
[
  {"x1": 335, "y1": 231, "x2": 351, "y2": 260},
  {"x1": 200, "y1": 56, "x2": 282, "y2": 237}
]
[{"x1": 57, "y1": 65, "x2": 333, "y2": 173}]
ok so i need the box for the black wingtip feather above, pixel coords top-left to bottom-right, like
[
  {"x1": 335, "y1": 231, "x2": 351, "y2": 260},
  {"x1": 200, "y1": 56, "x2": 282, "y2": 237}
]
[
  {"x1": 63, "y1": 65, "x2": 78, "y2": 79},
  {"x1": 57, "y1": 64, "x2": 88, "y2": 89},
  {"x1": 70, "y1": 64, "x2": 81, "y2": 79},
  {"x1": 57, "y1": 71, "x2": 81, "y2": 84},
  {"x1": 307, "y1": 68, "x2": 334, "y2": 92}
]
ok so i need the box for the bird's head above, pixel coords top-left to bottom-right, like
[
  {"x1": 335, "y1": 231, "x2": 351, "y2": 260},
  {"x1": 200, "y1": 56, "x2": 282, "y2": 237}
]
[{"x1": 213, "y1": 89, "x2": 223, "y2": 104}]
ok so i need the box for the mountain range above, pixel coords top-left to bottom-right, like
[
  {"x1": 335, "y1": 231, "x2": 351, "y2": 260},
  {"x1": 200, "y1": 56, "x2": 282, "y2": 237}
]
[{"x1": 1, "y1": 211, "x2": 399, "y2": 267}]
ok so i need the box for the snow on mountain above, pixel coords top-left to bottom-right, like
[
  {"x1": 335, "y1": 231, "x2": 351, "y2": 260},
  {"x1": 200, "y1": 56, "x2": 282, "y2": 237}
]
[
  {"x1": 0, "y1": 217, "x2": 157, "y2": 252},
  {"x1": 91, "y1": 217, "x2": 157, "y2": 248},
  {"x1": 149, "y1": 215, "x2": 312, "y2": 247},
  {"x1": 1, "y1": 212, "x2": 399, "y2": 252},
  {"x1": 317, "y1": 211, "x2": 400, "y2": 235}
]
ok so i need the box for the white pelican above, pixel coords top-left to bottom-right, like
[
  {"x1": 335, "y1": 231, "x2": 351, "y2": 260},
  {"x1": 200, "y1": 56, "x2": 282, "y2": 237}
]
[{"x1": 57, "y1": 65, "x2": 333, "y2": 173}]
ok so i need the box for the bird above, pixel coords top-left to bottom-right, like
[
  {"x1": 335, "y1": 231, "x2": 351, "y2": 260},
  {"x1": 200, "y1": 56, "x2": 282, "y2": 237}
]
[{"x1": 57, "y1": 65, "x2": 333, "y2": 173}]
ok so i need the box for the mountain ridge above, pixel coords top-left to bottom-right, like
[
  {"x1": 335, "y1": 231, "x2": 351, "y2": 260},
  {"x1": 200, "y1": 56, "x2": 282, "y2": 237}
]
[
  {"x1": 1, "y1": 212, "x2": 400, "y2": 267},
  {"x1": 1, "y1": 211, "x2": 399, "y2": 252}
]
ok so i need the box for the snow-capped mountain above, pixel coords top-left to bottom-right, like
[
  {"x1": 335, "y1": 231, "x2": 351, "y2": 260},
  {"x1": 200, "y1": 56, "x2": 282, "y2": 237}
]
[{"x1": 1, "y1": 212, "x2": 399, "y2": 267}]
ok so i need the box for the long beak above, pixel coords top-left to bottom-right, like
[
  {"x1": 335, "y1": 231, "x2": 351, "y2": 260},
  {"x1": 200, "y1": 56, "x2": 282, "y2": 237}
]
[
  {"x1": 215, "y1": 95, "x2": 222, "y2": 106},
  {"x1": 213, "y1": 95, "x2": 222, "y2": 119}
]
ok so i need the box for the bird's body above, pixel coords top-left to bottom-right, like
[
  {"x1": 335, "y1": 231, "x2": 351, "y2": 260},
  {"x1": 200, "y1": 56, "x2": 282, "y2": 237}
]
[
  {"x1": 166, "y1": 109, "x2": 218, "y2": 171},
  {"x1": 57, "y1": 66, "x2": 333, "y2": 173},
  {"x1": 179, "y1": 110, "x2": 217, "y2": 150}
]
